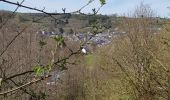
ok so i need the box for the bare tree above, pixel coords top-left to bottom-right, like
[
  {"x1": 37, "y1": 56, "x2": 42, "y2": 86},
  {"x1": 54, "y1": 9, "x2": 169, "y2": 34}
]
[{"x1": 111, "y1": 2, "x2": 169, "y2": 100}]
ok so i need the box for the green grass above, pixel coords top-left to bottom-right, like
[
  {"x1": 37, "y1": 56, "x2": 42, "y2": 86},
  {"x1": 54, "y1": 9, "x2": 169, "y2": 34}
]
[{"x1": 84, "y1": 54, "x2": 97, "y2": 70}]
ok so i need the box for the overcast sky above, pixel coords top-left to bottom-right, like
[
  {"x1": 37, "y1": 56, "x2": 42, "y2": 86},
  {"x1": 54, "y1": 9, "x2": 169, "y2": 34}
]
[{"x1": 0, "y1": 0, "x2": 170, "y2": 17}]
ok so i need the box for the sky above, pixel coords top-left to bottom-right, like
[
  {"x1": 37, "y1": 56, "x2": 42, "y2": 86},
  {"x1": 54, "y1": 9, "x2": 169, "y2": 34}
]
[{"x1": 0, "y1": 0, "x2": 170, "y2": 17}]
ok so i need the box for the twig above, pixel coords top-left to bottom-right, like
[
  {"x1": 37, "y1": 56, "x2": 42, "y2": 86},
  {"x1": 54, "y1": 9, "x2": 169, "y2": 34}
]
[
  {"x1": 0, "y1": 0, "x2": 25, "y2": 29},
  {"x1": 0, "y1": 25, "x2": 29, "y2": 58},
  {"x1": 2, "y1": 70, "x2": 34, "y2": 82},
  {"x1": 112, "y1": 57, "x2": 140, "y2": 93},
  {"x1": 8, "y1": 79, "x2": 39, "y2": 98},
  {"x1": 0, "y1": 75, "x2": 51, "y2": 95},
  {"x1": 0, "y1": 0, "x2": 64, "y2": 22},
  {"x1": 71, "y1": 0, "x2": 95, "y2": 14}
]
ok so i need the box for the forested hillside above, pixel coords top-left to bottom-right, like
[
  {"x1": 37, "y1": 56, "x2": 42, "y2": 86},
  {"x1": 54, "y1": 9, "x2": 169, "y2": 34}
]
[{"x1": 0, "y1": 0, "x2": 170, "y2": 100}]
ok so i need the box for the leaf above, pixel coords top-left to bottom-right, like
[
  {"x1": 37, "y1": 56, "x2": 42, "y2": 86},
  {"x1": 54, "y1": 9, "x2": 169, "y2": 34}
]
[
  {"x1": 99, "y1": 0, "x2": 106, "y2": 5},
  {"x1": 33, "y1": 65, "x2": 44, "y2": 76},
  {"x1": 46, "y1": 63, "x2": 53, "y2": 71},
  {"x1": 39, "y1": 40, "x2": 46, "y2": 47},
  {"x1": 58, "y1": 60, "x2": 67, "y2": 71},
  {"x1": 53, "y1": 35, "x2": 65, "y2": 46}
]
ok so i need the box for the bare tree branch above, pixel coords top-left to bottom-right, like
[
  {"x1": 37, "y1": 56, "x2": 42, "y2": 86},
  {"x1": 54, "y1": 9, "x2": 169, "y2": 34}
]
[
  {"x1": 0, "y1": 25, "x2": 29, "y2": 58},
  {"x1": 0, "y1": 0, "x2": 64, "y2": 22},
  {"x1": 0, "y1": 0, "x2": 25, "y2": 29},
  {"x1": 2, "y1": 70, "x2": 34, "y2": 82},
  {"x1": 0, "y1": 75, "x2": 51, "y2": 95}
]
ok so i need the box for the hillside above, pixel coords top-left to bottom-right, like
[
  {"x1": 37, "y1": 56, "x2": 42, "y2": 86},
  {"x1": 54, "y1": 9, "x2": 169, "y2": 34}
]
[{"x1": 1, "y1": 9, "x2": 170, "y2": 100}]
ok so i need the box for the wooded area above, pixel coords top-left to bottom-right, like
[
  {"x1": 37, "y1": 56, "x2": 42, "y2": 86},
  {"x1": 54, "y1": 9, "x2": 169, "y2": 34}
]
[{"x1": 0, "y1": 0, "x2": 170, "y2": 100}]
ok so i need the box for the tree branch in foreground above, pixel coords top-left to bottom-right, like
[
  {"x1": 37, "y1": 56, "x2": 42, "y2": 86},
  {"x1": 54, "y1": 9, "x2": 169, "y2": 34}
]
[
  {"x1": 0, "y1": 75, "x2": 51, "y2": 95},
  {"x1": 2, "y1": 70, "x2": 34, "y2": 83}
]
